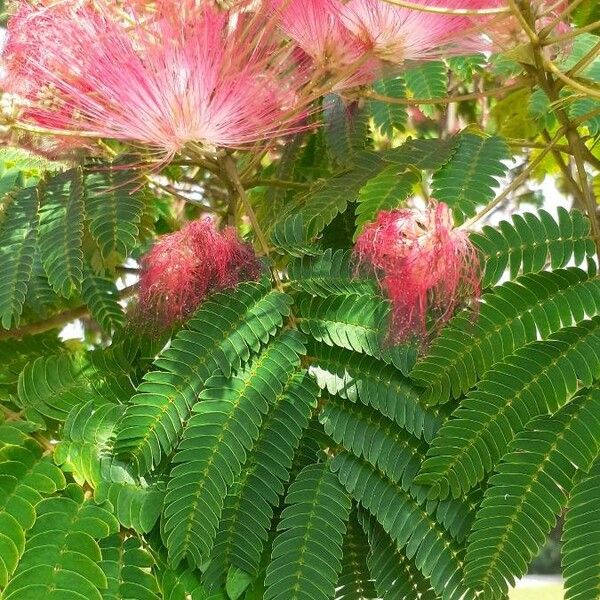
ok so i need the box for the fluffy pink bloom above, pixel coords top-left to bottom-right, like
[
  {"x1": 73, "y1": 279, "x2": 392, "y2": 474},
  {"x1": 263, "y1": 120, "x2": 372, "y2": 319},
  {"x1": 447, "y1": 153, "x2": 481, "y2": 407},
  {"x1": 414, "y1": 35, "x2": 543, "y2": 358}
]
[
  {"x1": 2, "y1": 1, "x2": 306, "y2": 156},
  {"x1": 273, "y1": 0, "x2": 381, "y2": 88},
  {"x1": 135, "y1": 219, "x2": 261, "y2": 332},
  {"x1": 339, "y1": 0, "x2": 493, "y2": 63},
  {"x1": 354, "y1": 203, "x2": 480, "y2": 342}
]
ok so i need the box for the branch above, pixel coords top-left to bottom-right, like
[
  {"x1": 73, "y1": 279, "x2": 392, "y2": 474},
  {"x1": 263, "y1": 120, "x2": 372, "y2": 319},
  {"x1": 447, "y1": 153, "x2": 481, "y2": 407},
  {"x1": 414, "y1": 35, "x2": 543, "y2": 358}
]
[
  {"x1": 0, "y1": 283, "x2": 139, "y2": 341},
  {"x1": 362, "y1": 80, "x2": 529, "y2": 105}
]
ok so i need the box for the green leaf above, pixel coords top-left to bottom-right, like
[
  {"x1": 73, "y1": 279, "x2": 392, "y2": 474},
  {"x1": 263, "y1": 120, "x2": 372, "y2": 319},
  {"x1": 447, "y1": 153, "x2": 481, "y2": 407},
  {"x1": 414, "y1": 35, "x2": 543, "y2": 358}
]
[
  {"x1": 332, "y1": 453, "x2": 474, "y2": 600},
  {"x1": 205, "y1": 370, "x2": 317, "y2": 587},
  {"x1": 100, "y1": 535, "x2": 160, "y2": 600},
  {"x1": 369, "y1": 78, "x2": 407, "y2": 138},
  {"x1": 336, "y1": 511, "x2": 377, "y2": 600},
  {"x1": 562, "y1": 455, "x2": 600, "y2": 600},
  {"x1": 324, "y1": 95, "x2": 370, "y2": 167},
  {"x1": 411, "y1": 268, "x2": 600, "y2": 405},
  {"x1": 17, "y1": 353, "x2": 102, "y2": 423},
  {"x1": 404, "y1": 61, "x2": 448, "y2": 118},
  {"x1": 308, "y1": 341, "x2": 440, "y2": 441},
  {"x1": 113, "y1": 281, "x2": 292, "y2": 475},
  {"x1": 359, "y1": 511, "x2": 437, "y2": 600},
  {"x1": 161, "y1": 331, "x2": 306, "y2": 568},
  {"x1": 2, "y1": 493, "x2": 118, "y2": 599},
  {"x1": 85, "y1": 167, "x2": 145, "y2": 261},
  {"x1": 38, "y1": 168, "x2": 85, "y2": 297},
  {"x1": 431, "y1": 132, "x2": 510, "y2": 223},
  {"x1": 470, "y1": 208, "x2": 596, "y2": 287},
  {"x1": 81, "y1": 269, "x2": 125, "y2": 334},
  {"x1": 355, "y1": 166, "x2": 418, "y2": 235},
  {"x1": 416, "y1": 319, "x2": 600, "y2": 499},
  {"x1": 287, "y1": 249, "x2": 376, "y2": 298},
  {"x1": 0, "y1": 186, "x2": 40, "y2": 329},
  {"x1": 465, "y1": 388, "x2": 600, "y2": 598},
  {"x1": 264, "y1": 463, "x2": 351, "y2": 600},
  {"x1": 295, "y1": 291, "x2": 416, "y2": 375}
]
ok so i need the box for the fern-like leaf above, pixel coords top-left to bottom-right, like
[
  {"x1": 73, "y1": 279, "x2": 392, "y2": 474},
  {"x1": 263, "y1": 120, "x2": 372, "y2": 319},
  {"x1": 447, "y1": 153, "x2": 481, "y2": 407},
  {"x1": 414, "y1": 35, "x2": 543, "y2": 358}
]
[
  {"x1": 287, "y1": 249, "x2": 376, "y2": 299},
  {"x1": 205, "y1": 369, "x2": 318, "y2": 588},
  {"x1": 2, "y1": 485, "x2": 119, "y2": 600},
  {"x1": 17, "y1": 353, "x2": 102, "y2": 423},
  {"x1": 470, "y1": 208, "x2": 595, "y2": 287},
  {"x1": 332, "y1": 453, "x2": 474, "y2": 600},
  {"x1": 308, "y1": 341, "x2": 441, "y2": 441},
  {"x1": 359, "y1": 511, "x2": 438, "y2": 600},
  {"x1": 0, "y1": 433, "x2": 66, "y2": 589},
  {"x1": 0, "y1": 186, "x2": 40, "y2": 329},
  {"x1": 336, "y1": 510, "x2": 377, "y2": 600},
  {"x1": 416, "y1": 319, "x2": 600, "y2": 499},
  {"x1": 464, "y1": 388, "x2": 600, "y2": 598},
  {"x1": 411, "y1": 268, "x2": 600, "y2": 404},
  {"x1": 85, "y1": 168, "x2": 145, "y2": 260},
  {"x1": 100, "y1": 535, "x2": 161, "y2": 600},
  {"x1": 38, "y1": 168, "x2": 84, "y2": 297},
  {"x1": 431, "y1": 132, "x2": 509, "y2": 222},
  {"x1": 81, "y1": 269, "x2": 125, "y2": 334},
  {"x1": 369, "y1": 78, "x2": 407, "y2": 138},
  {"x1": 162, "y1": 330, "x2": 305, "y2": 568},
  {"x1": 562, "y1": 456, "x2": 600, "y2": 600},
  {"x1": 296, "y1": 291, "x2": 417, "y2": 375},
  {"x1": 113, "y1": 281, "x2": 291, "y2": 475},
  {"x1": 404, "y1": 61, "x2": 448, "y2": 118},
  {"x1": 264, "y1": 463, "x2": 351, "y2": 600}
]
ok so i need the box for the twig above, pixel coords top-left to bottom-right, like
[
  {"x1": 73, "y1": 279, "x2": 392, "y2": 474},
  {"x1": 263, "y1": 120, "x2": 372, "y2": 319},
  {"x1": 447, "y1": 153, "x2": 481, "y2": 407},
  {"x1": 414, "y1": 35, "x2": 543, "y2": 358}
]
[
  {"x1": 362, "y1": 80, "x2": 529, "y2": 105},
  {"x1": 380, "y1": 0, "x2": 508, "y2": 15},
  {"x1": 243, "y1": 178, "x2": 312, "y2": 191},
  {"x1": 221, "y1": 155, "x2": 285, "y2": 291},
  {"x1": 0, "y1": 283, "x2": 139, "y2": 341}
]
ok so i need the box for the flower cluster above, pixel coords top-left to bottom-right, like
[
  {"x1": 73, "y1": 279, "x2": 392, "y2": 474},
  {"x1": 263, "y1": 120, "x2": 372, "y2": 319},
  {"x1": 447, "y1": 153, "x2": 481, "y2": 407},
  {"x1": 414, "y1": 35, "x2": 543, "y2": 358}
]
[
  {"x1": 133, "y1": 218, "x2": 262, "y2": 332},
  {"x1": 354, "y1": 202, "x2": 481, "y2": 342},
  {"x1": 1, "y1": 0, "x2": 494, "y2": 158}
]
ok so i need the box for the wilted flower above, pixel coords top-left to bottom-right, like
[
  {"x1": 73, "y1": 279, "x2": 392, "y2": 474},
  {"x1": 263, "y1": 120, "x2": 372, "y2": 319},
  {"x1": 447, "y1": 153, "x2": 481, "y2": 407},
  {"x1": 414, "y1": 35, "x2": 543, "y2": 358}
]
[
  {"x1": 354, "y1": 202, "x2": 480, "y2": 342},
  {"x1": 134, "y1": 219, "x2": 261, "y2": 332},
  {"x1": 1, "y1": 1, "x2": 307, "y2": 157}
]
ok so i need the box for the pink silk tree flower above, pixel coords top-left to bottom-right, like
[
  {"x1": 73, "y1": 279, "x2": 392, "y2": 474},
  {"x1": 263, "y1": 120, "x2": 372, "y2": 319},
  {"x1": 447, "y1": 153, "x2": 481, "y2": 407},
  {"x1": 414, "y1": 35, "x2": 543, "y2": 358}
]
[
  {"x1": 354, "y1": 203, "x2": 480, "y2": 343},
  {"x1": 339, "y1": 0, "x2": 493, "y2": 64},
  {"x1": 1, "y1": 1, "x2": 307, "y2": 157},
  {"x1": 134, "y1": 218, "x2": 261, "y2": 332},
  {"x1": 274, "y1": 0, "x2": 381, "y2": 89}
]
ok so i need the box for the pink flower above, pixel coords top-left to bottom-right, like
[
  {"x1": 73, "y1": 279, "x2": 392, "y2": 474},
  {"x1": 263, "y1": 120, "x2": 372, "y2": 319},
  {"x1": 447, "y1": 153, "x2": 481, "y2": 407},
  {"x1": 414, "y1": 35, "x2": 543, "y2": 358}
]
[
  {"x1": 354, "y1": 203, "x2": 480, "y2": 342},
  {"x1": 134, "y1": 218, "x2": 261, "y2": 332},
  {"x1": 2, "y1": 1, "x2": 307, "y2": 156},
  {"x1": 339, "y1": 0, "x2": 492, "y2": 64},
  {"x1": 274, "y1": 0, "x2": 381, "y2": 88}
]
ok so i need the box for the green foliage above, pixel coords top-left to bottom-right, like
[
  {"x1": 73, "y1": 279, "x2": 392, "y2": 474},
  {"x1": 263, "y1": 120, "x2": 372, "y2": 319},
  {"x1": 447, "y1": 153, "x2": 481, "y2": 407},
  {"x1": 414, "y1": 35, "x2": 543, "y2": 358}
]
[
  {"x1": 416, "y1": 319, "x2": 600, "y2": 499},
  {"x1": 470, "y1": 208, "x2": 595, "y2": 287},
  {"x1": 404, "y1": 61, "x2": 448, "y2": 118},
  {"x1": 0, "y1": 186, "x2": 40, "y2": 329},
  {"x1": 562, "y1": 457, "x2": 600, "y2": 600},
  {"x1": 431, "y1": 132, "x2": 510, "y2": 222},
  {"x1": 411, "y1": 268, "x2": 600, "y2": 404},
  {"x1": 369, "y1": 78, "x2": 407, "y2": 137},
  {"x1": 113, "y1": 281, "x2": 292, "y2": 475},
  {"x1": 264, "y1": 463, "x2": 351, "y2": 600}
]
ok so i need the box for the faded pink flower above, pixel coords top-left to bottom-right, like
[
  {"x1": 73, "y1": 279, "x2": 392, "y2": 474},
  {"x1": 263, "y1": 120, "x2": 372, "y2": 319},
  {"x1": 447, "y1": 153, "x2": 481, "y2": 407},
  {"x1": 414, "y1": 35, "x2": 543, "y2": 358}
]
[
  {"x1": 339, "y1": 0, "x2": 493, "y2": 64},
  {"x1": 354, "y1": 203, "x2": 480, "y2": 342},
  {"x1": 2, "y1": 1, "x2": 307, "y2": 156},
  {"x1": 134, "y1": 218, "x2": 261, "y2": 332}
]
